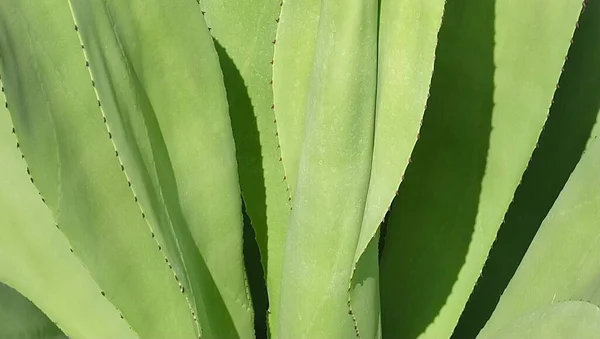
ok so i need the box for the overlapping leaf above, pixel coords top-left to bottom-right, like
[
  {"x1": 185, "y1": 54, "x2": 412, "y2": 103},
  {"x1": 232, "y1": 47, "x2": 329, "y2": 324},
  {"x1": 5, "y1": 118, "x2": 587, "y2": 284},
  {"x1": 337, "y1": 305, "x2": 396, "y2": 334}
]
[
  {"x1": 0, "y1": 74, "x2": 137, "y2": 339},
  {"x1": 277, "y1": 1, "x2": 378, "y2": 337},
  {"x1": 68, "y1": 1, "x2": 254, "y2": 337},
  {"x1": 479, "y1": 3, "x2": 600, "y2": 327},
  {"x1": 380, "y1": 0, "x2": 583, "y2": 338},
  {"x1": 0, "y1": 1, "x2": 204, "y2": 337},
  {"x1": 199, "y1": 0, "x2": 292, "y2": 333}
]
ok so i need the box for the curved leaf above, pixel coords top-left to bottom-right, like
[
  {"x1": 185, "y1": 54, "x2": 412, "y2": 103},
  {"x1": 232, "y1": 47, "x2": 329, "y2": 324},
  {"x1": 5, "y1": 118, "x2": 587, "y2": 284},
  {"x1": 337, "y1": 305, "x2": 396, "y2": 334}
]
[
  {"x1": 480, "y1": 301, "x2": 600, "y2": 339},
  {"x1": 277, "y1": 0, "x2": 379, "y2": 337},
  {"x1": 454, "y1": 1, "x2": 600, "y2": 335},
  {"x1": 0, "y1": 1, "x2": 197, "y2": 338},
  {"x1": 68, "y1": 1, "x2": 254, "y2": 337},
  {"x1": 199, "y1": 0, "x2": 293, "y2": 333},
  {"x1": 0, "y1": 79, "x2": 137, "y2": 339},
  {"x1": 380, "y1": 0, "x2": 582, "y2": 338},
  {"x1": 350, "y1": 0, "x2": 446, "y2": 337},
  {"x1": 480, "y1": 6, "x2": 600, "y2": 326},
  {"x1": 272, "y1": 0, "x2": 320, "y2": 198}
]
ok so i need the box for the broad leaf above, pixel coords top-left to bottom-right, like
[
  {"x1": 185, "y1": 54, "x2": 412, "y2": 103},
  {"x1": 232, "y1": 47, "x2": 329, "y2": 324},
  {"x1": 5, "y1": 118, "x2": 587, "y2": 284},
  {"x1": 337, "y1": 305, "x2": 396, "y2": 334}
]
[
  {"x1": 0, "y1": 77, "x2": 136, "y2": 339},
  {"x1": 380, "y1": 0, "x2": 582, "y2": 338},
  {"x1": 480, "y1": 301, "x2": 600, "y2": 339},
  {"x1": 199, "y1": 0, "x2": 293, "y2": 333},
  {"x1": 277, "y1": 1, "x2": 378, "y2": 337},
  {"x1": 454, "y1": 1, "x2": 600, "y2": 335},
  {"x1": 68, "y1": 1, "x2": 254, "y2": 337},
  {"x1": 351, "y1": 0, "x2": 446, "y2": 337},
  {"x1": 480, "y1": 4, "x2": 600, "y2": 326},
  {"x1": 0, "y1": 1, "x2": 198, "y2": 338}
]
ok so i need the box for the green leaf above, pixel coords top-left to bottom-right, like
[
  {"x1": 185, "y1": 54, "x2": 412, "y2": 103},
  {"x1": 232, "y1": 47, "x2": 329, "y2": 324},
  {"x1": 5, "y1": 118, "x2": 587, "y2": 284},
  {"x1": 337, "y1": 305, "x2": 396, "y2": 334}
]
[
  {"x1": 0, "y1": 78, "x2": 136, "y2": 339},
  {"x1": 453, "y1": 1, "x2": 600, "y2": 336},
  {"x1": 277, "y1": 0, "x2": 378, "y2": 337},
  {"x1": 199, "y1": 0, "x2": 293, "y2": 333},
  {"x1": 479, "y1": 3, "x2": 600, "y2": 326},
  {"x1": 350, "y1": 0, "x2": 446, "y2": 337},
  {"x1": 0, "y1": 1, "x2": 197, "y2": 338},
  {"x1": 480, "y1": 301, "x2": 600, "y2": 339},
  {"x1": 379, "y1": 0, "x2": 582, "y2": 338},
  {"x1": 272, "y1": 0, "x2": 320, "y2": 198},
  {"x1": 67, "y1": 1, "x2": 254, "y2": 338},
  {"x1": 0, "y1": 283, "x2": 65, "y2": 339}
]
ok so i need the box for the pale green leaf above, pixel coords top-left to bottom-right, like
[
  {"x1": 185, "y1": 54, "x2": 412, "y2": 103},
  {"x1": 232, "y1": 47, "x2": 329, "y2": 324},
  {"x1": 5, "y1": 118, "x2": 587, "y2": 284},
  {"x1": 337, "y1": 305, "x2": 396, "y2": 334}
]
[
  {"x1": 0, "y1": 1, "x2": 197, "y2": 338},
  {"x1": 0, "y1": 81, "x2": 136, "y2": 339},
  {"x1": 454, "y1": 1, "x2": 600, "y2": 335},
  {"x1": 68, "y1": 1, "x2": 254, "y2": 337},
  {"x1": 271, "y1": 1, "x2": 321, "y2": 334},
  {"x1": 380, "y1": 0, "x2": 582, "y2": 338},
  {"x1": 480, "y1": 301, "x2": 600, "y2": 339},
  {"x1": 479, "y1": 5, "x2": 600, "y2": 326},
  {"x1": 199, "y1": 0, "x2": 293, "y2": 333},
  {"x1": 277, "y1": 1, "x2": 378, "y2": 337},
  {"x1": 272, "y1": 0, "x2": 320, "y2": 198},
  {"x1": 350, "y1": 1, "x2": 446, "y2": 337}
]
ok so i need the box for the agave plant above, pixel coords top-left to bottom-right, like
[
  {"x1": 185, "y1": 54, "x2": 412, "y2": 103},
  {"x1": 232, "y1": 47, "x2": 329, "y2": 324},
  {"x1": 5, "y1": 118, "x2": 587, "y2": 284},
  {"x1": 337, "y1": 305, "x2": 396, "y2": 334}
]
[{"x1": 1, "y1": 0, "x2": 599, "y2": 338}]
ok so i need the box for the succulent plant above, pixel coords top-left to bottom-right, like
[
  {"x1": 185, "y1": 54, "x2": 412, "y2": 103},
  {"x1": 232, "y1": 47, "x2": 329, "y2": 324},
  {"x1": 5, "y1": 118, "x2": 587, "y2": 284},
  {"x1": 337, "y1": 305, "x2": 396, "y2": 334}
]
[{"x1": 1, "y1": 0, "x2": 599, "y2": 338}]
